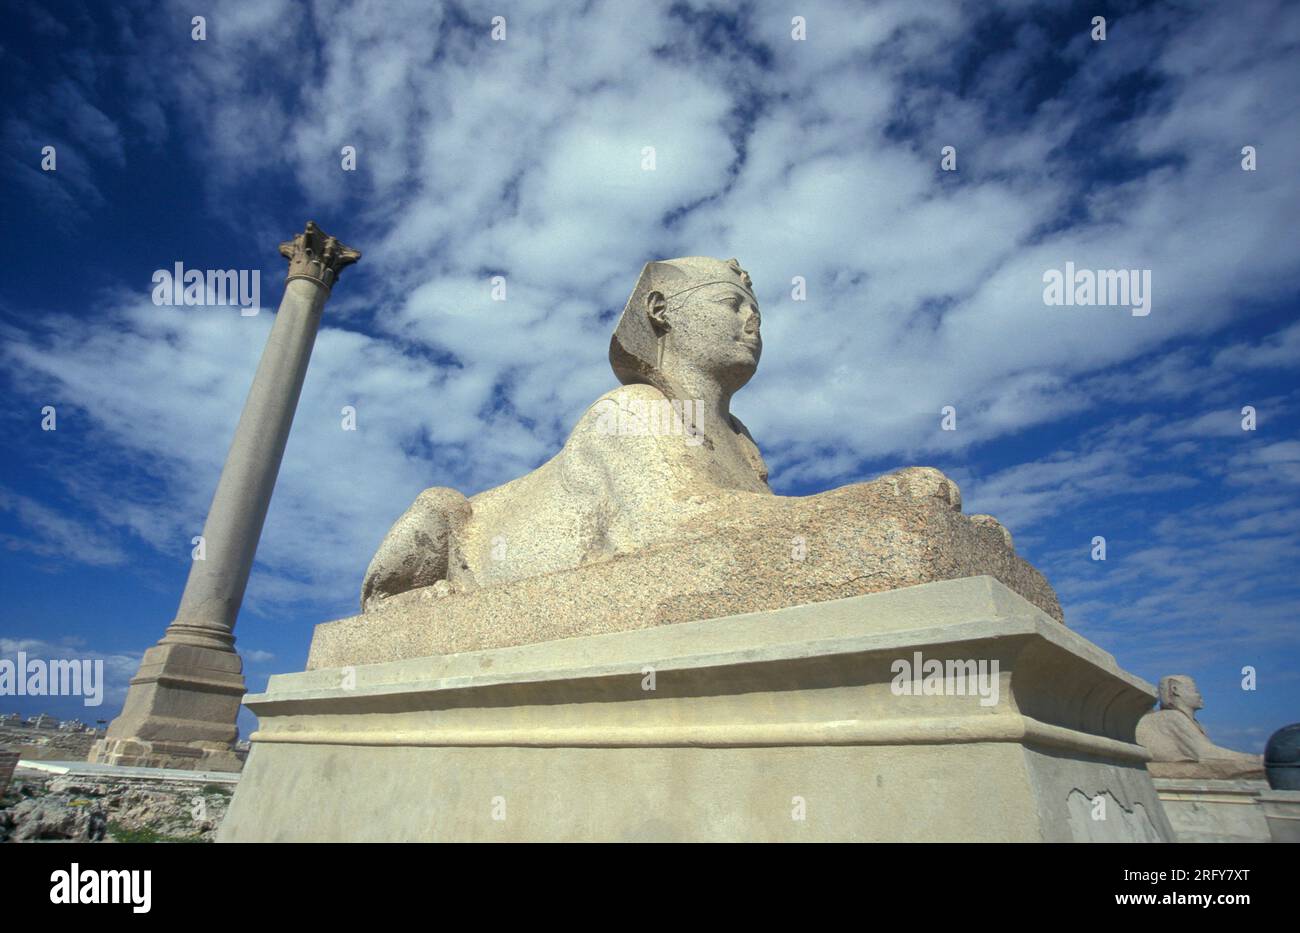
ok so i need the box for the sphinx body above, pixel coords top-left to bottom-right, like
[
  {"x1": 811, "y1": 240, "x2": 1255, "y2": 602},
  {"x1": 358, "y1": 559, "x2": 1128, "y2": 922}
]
[
  {"x1": 360, "y1": 256, "x2": 1061, "y2": 626},
  {"x1": 362, "y1": 381, "x2": 772, "y2": 607}
]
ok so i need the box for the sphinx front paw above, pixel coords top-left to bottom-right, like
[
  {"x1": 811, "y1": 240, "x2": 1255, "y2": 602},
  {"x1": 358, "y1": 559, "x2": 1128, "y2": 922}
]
[{"x1": 359, "y1": 486, "x2": 472, "y2": 612}]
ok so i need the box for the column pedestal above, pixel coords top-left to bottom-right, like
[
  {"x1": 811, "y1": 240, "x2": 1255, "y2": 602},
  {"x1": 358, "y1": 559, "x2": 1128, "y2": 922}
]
[{"x1": 89, "y1": 643, "x2": 246, "y2": 772}]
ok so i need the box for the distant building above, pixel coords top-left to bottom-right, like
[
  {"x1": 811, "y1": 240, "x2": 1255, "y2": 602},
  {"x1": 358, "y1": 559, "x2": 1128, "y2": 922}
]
[{"x1": 29, "y1": 713, "x2": 57, "y2": 730}]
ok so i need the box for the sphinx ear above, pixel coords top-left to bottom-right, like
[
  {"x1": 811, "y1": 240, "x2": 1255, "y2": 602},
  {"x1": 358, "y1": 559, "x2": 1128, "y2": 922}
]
[{"x1": 645, "y1": 290, "x2": 669, "y2": 334}]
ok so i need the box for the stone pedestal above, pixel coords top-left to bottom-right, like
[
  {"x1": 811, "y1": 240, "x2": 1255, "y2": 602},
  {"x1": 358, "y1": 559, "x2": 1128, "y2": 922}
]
[
  {"x1": 219, "y1": 576, "x2": 1174, "y2": 842},
  {"x1": 0, "y1": 751, "x2": 18, "y2": 797},
  {"x1": 89, "y1": 643, "x2": 245, "y2": 773},
  {"x1": 1149, "y1": 778, "x2": 1272, "y2": 842},
  {"x1": 1258, "y1": 790, "x2": 1300, "y2": 843}
]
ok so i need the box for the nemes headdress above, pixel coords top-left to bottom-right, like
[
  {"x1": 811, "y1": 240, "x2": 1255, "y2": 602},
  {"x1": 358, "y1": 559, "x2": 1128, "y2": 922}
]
[{"x1": 609, "y1": 256, "x2": 755, "y2": 389}]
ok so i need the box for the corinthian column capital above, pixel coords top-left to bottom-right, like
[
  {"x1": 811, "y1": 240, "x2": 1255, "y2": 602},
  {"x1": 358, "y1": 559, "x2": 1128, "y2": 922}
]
[{"x1": 278, "y1": 220, "x2": 361, "y2": 290}]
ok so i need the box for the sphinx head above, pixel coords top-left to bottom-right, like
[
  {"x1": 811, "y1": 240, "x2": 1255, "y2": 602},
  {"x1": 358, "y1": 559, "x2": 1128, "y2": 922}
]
[
  {"x1": 609, "y1": 256, "x2": 761, "y2": 398},
  {"x1": 1158, "y1": 675, "x2": 1204, "y2": 716}
]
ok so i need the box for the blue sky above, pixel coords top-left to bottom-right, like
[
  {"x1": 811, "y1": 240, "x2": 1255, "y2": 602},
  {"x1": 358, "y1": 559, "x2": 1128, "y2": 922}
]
[{"x1": 1, "y1": 0, "x2": 1296, "y2": 749}]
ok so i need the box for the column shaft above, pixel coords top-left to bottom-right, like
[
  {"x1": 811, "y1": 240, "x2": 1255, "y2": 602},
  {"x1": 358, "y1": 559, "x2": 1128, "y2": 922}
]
[{"x1": 166, "y1": 277, "x2": 327, "y2": 649}]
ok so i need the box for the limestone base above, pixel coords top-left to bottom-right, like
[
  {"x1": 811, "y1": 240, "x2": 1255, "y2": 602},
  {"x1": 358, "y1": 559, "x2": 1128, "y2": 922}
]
[
  {"x1": 92, "y1": 641, "x2": 245, "y2": 773},
  {"x1": 87, "y1": 737, "x2": 244, "y2": 773},
  {"x1": 1258, "y1": 790, "x2": 1300, "y2": 843},
  {"x1": 219, "y1": 576, "x2": 1173, "y2": 842},
  {"x1": 1149, "y1": 778, "x2": 1272, "y2": 842}
]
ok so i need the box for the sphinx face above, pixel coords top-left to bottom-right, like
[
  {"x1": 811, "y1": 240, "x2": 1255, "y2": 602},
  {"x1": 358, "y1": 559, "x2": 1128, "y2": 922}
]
[
  {"x1": 667, "y1": 283, "x2": 762, "y2": 391},
  {"x1": 1170, "y1": 676, "x2": 1204, "y2": 713}
]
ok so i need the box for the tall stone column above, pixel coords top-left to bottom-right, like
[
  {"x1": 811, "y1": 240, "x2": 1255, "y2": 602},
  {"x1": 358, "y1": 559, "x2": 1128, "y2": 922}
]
[{"x1": 92, "y1": 222, "x2": 360, "y2": 772}]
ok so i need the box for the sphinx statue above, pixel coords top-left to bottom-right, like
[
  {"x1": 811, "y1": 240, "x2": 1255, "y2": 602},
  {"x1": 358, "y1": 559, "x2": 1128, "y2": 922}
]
[
  {"x1": 351, "y1": 256, "x2": 1061, "y2": 661},
  {"x1": 1136, "y1": 675, "x2": 1266, "y2": 780},
  {"x1": 361, "y1": 257, "x2": 772, "y2": 608}
]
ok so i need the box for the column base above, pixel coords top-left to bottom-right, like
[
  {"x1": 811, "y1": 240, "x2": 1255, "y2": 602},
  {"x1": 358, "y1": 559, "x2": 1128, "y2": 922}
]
[
  {"x1": 91, "y1": 640, "x2": 246, "y2": 773},
  {"x1": 87, "y1": 737, "x2": 245, "y2": 773}
]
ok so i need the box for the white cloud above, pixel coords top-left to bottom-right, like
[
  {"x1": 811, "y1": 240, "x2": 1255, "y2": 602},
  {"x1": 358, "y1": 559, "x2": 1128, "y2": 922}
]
[
  {"x1": 0, "y1": 637, "x2": 141, "y2": 709},
  {"x1": 4, "y1": 0, "x2": 1299, "y2": 642},
  {"x1": 0, "y1": 487, "x2": 127, "y2": 568}
]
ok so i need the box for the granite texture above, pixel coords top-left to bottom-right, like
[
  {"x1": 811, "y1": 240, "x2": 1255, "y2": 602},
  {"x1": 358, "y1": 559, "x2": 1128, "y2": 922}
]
[{"x1": 312, "y1": 471, "x2": 1060, "y2": 668}]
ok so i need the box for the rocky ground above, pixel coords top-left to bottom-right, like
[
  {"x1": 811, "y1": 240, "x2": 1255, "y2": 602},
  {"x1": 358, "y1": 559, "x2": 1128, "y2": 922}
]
[
  {"x1": 0, "y1": 725, "x2": 100, "y2": 760},
  {"x1": 0, "y1": 769, "x2": 231, "y2": 843}
]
